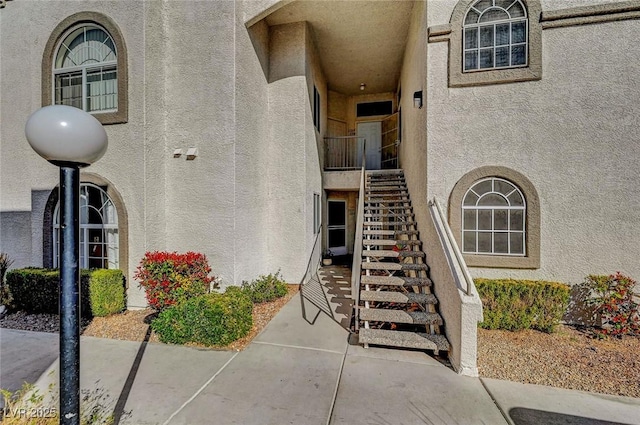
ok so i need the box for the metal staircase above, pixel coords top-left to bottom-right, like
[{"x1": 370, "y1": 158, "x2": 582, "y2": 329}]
[{"x1": 357, "y1": 169, "x2": 450, "y2": 355}]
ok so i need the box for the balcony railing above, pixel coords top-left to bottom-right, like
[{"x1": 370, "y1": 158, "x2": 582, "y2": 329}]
[{"x1": 324, "y1": 136, "x2": 365, "y2": 170}]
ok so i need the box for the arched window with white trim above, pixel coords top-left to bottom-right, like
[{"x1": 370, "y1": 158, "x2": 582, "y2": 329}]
[
  {"x1": 462, "y1": 177, "x2": 526, "y2": 255},
  {"x1": 53, "y1": 183, "x2": 119, "y2": 269},
  {"x1": 53, "y1": 24, "x2": 118, "y2": 113},
  {"x1": 463, "y1": 0, "x2": 528, "y2": 71}
]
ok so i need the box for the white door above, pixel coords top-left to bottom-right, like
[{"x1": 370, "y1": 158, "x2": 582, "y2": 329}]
[{"x1": 357, "y1": 121, "x2": 382, "y2": 170}]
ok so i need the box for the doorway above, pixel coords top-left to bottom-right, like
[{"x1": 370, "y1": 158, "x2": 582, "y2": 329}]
[
  {"x1": 357, "y1": 121, "x2": 381, "y2": 170},
  {"x1": 327, "y1": 199, "x2": 347, "y2": 256}
]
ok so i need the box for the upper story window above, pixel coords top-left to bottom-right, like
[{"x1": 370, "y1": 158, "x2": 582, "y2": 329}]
[
  {"x1": 54, "y1": 25, "x2": 118, "y2": 113},
  {"x1": 463, "y1": 0, "x2": 528, "y2": 72},
  {"x1": 42, "y1": 12, "x2": 128, "y2": 124}
]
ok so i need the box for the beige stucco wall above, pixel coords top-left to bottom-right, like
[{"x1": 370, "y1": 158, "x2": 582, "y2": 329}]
[
  {"x1": 0, "y1": 0, "x2": 324, "y2": 307},
  {"x1": 426, "y1": 1, "x2": 640, "y2": 284}
]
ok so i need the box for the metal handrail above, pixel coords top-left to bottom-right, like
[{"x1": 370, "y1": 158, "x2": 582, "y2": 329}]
[
  {"x1": 350, "y1": 142, "x2": 366, "y2": 331},
  {"x1": 429, "y1": 197, "x2": 474, "y2": 296},
  {"x1": 324, "y1": 136, "x2": 366, "y2": 170}
]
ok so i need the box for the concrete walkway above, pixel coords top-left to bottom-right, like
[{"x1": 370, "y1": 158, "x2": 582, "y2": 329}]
[{"x1": 2, "y1": 286, "x2": 640, "y2": 424}]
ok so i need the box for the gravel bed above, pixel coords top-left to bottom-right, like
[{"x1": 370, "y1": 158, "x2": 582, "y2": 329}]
[{"x1": 478, "y1": 325, "x2": 640, "y2": 398}]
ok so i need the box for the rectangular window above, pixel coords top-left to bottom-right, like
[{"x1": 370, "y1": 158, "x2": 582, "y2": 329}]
[
  {"x1": 313, "y1": 193, "x2": 321, "y2": 234},
  {"x1": 313, "y1": 86, "x2": 320, "y2": 131},
  {"x1": 356, "y1": 101, "x2": 393, "y2": 117}
]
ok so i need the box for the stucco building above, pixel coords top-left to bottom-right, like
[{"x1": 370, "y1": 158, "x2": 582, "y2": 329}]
[{"x1": 1, "y1": 0, "x2": 638, "y2": 373}]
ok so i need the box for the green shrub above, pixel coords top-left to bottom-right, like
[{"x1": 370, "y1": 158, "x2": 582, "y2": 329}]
[
  {"x1": 89, "y1": 269, "x2": 126, "y2": 317},
  {"x1": 6, "y1": 268, "x2": 92, "y2": 316},
  {"x1": 475, "y1": 278, "x2": 570, "y2": 333},
  {"x1": 5, "y1": 268, "x2": 126, "y2": 318},
  {"x1": 152, "y1": 286, "x2": 253, "y2": 346},
  {"x1": 241, "y1": 271, "x2": 287, "y2": 303},
  {"x1": 134, "y1": 251, "x2": 216, "y2": 311},
  {"x1": 583, "y1": 273, "x2": 639, "y2": 337}
]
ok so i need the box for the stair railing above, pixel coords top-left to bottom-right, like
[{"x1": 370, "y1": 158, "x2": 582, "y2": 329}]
[
  {"x1": 350, "y1": 142, "x2": 366, "y2": 332},
  {"x1": 428, "y1": 197, "x2": 473, "y2": 296}
]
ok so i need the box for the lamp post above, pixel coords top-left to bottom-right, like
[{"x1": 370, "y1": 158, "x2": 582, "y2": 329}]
[{"x1": 25, "y1": 105, "x2": 108, "y2": 425}]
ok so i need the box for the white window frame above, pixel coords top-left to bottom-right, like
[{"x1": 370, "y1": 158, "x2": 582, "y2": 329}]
[
  {"x1": 461, "y1": 177, "x2": 526, "y2": 256},
  {"x1": 463, "y1": 0, "x2": 528, "y2": 72},
  {"x1": 53, "y1": 183, "x2": 119, "y2": 269},
  {"x1": 52, "y1": 24, "x2": 118, "y2": 113}
]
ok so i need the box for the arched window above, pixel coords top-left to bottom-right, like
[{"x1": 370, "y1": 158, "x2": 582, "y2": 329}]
[
  {"x1": 462, "y1": 177, "x2": 525, "y2": 255},
  {"x1": 42, "y1": 12, "x2": 128, "y2": 124},
  {"x1": 449, "y1": 166, "x2": 540, "y2": 269},
  {"x1": 53, "y1": 184, "x2": 119, "y2": 269},
  {"x1": 53, "y1": 24, "x2": 118, "y2": 112},
  {"x1": 463, "y1": 0, "x2": 528, "y2": 71}
]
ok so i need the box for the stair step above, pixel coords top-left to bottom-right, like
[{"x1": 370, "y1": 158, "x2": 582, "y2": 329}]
[
  {"x1": 367, "y1": 169, "x2": 403, "y2": 175},
  {"x1": 362, "y1": 249, "x2": 425, "y2": 258},
  {"x1": 363, "y1": 229, "x2": 419, "y2": 236},
  {"x1": 367, "y1": 181, "x2": 406, "y2": 186},
  {"x1": 363, "y1": 213, "x2": 414, "y2": 218},
  {"x1": 363, "y1": 221, "x2": 418, "y2": 227},
  {"x1": 360, "y1": 308, "x2": 443, "y2": 325},
  {"x1": 361, "y1": 275, "x2": 432, "y2": 287},
  {"x1": 366, "y1": 201, "x2": 412, "y2": 206},
  {"x1": 362, "y1": 239, "x2": 422, "y2": 246},
  {"x1": 367, "y1": 187, "x2": 407, "y2": 192},
  {"x1": 359, "y1": 329, "x2": 449, "y2": 352},
  {"x1": 361, "y1": 262, "x2": 429, "y2": 272},
  {"x1": 365, "y1": 206, "x2": 413, "y2": 211},
  {"x1": 365, "y1": 193, "x2": 409, "y2": 197},
  {"x1": 360, "y1": 291, "x2": 437, "y2": 304}
]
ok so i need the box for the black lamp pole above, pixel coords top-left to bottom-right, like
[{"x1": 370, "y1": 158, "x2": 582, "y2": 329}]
[{"x1": 59, "y1": 165, "x2": 81, "y2": 425}]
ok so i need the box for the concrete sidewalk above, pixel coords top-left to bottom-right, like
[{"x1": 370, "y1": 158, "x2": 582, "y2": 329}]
[{"x1": 2, "y1": 292, "x2": 640, "y2": 424}]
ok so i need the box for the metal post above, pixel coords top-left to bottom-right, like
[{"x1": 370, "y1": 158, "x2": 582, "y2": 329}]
[{"x1": 59, "y1": 165, "x2": 80, "y2": 425}]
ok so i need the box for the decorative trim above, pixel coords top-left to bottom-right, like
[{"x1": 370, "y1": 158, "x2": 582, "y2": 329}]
[
  {"x1": 427, "y1": 23, "x2": 451, "y2": 43},
  {"x1": 449, "y1": 166, "x2": 540, "y2": 269},
  {"x1": 541, "y1": 1, "x2": 640, "y2": 29},
  {"x1": 42, "y1": 12, "x2": 128, "y2": 125}
]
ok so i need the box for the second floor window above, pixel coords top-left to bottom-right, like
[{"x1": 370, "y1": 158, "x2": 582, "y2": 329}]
[
  {"x1": 54, "y1": 24, "x2": 117, "y2": 113},
  {"x1": 463, "y1": 0, "x2": 528, "y2": 72}
]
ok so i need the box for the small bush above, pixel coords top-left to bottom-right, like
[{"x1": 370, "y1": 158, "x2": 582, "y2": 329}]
[
  {"x1": 241, "y1": 271, "x2": 287, "y2": 303},
  {"x1": 151, "y1": 286, "x2": 253, "y2": 346},
  {"x1": 5, "y1": 268, "x2": 92, "y2": 316},
  {"x1": 583, "y1": 273, "x2": 639, "y2": 338},
  {"x1": 0, "y1": 252, "x2": 15, "y2": 305},
  {"x1": 89, "y1": 269, "x2": 126, "y2": 317},
  {"x1": 134, "y1": 251, "x2": 216, "y2": 311},
  {"x1": 475, "y1": 278, "x2": 570, "y2": 333}
]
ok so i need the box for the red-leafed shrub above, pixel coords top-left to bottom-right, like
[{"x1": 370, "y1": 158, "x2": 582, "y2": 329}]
[
  {"x1": 134, "y1": 251, "x2": 216, "y2": 311},
  {"x1": 584, "y1": 272, "x2": 640, "y2": 338}
]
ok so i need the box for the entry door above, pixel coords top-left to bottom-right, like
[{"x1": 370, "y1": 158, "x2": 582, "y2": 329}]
[
  {"x1": 327, "y1": 200, "x2": 347, "y2": 256},
  {"x1": 357, "y1": 122, "x2": 382, "y2": 170}
]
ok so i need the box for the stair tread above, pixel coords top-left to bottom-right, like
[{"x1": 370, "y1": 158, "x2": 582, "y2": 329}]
[
  {"x1": 360, "y1": 308, "x2": 442, "y2": 325},
  {"x1": 363, "y1": 213, "x2": 415, "y2": 218},
  {"x1": 363, "y1": 229, "x2": 418, "y2": 235},
  {"x1": 362, "y1": 249, "x2": 425, "y2": 257},
  {"x1": 365, "y1": 206, "x2": 413, "y2": 210},
  {"x1": 359, "y1": 329, "x2": 449, "y2": 352},
  {"x1": 360, "y1": 291, "x2": 437, "y2": 304},
  {"x1": 362, "y1": 239, "x2": 422, "y2": 246},
  {"x1": 363, "y1": 221, "x2": 418, "y2": 227},
  {"x1": 361, "y1": 275, "x2": 432, "y2": 286},
  {"x1": 362, "y1": 262, "x2": 429, "y2": 271}
]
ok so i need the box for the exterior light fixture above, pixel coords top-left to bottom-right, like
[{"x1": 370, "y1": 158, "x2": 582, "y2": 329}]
[
  {"x1": 360, "y1": 83, "x2": 366, "y2": 91},
  {"x1": 413, "y1": 90, "x2": 423, "y2": 109},
  {"x1": 25, "y1": 105, "x2": 108, "y2": 425}
]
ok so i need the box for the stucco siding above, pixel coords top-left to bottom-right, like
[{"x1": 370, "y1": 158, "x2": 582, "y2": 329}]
[{"x1": 426, "y1": 10, "x2": 640, "y2": 283}]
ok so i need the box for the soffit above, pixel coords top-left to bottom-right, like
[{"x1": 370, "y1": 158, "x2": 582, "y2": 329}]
[{"x1": 263, "y1": 0, "x2": 416, "y2": 95}]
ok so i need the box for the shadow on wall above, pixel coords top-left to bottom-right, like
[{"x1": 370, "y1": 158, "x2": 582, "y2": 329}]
[{"x1": 509, "y1": 407, "x2": 633, "y2": 425}]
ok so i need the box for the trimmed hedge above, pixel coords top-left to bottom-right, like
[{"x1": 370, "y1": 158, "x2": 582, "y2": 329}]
[
  {"x1": 475, "y1": 278, "x2": 570, "y2": 333},
  {"x1": 89, "y1": 269, "x2": 126, "y2": 316},
  {"x1": 151, "y1": 286, "x2": 253, "y2": 346},
  {"x1": 5, "y1": 268, "x2": 126, "y2": 317}
]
